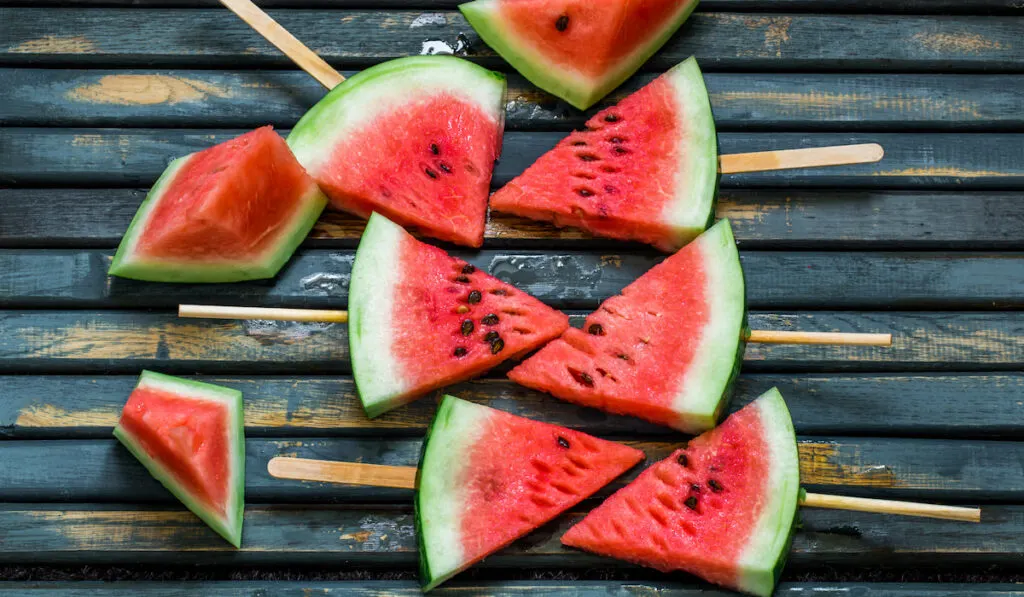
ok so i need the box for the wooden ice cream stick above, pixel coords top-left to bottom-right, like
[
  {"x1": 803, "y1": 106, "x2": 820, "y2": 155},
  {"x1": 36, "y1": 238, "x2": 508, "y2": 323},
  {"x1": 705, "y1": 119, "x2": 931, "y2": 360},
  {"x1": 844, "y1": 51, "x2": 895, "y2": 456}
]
[
  {"x1": 267, "y1": 457, "x2": 979, "y2": 522},
  {"x1": 179, "y1": 305, "x2": 889, "y2": 346},
  {"x1": 218, "y1": 0, "x2": 882, "y2": 173}
]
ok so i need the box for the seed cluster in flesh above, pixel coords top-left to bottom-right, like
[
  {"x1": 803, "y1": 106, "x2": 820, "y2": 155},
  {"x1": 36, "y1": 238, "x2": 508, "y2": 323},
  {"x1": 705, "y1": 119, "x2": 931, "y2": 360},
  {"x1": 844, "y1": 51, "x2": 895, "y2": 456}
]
[{"x1": 448, "y1": 263, "x2": 515, "y2": 359}]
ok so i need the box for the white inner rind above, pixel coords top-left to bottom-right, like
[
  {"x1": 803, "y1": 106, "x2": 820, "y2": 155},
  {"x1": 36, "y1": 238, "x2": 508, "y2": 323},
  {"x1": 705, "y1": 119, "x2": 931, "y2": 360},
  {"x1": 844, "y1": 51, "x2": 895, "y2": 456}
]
[
  {"x1": 287, "y1": 56, "x2": 506, "y2": 177},
  {"x1": 735, "y1": 388, "x2": 801, "y2": 597},
  {"x1": 417, "y1": 396, "x2": 492, "y2": 590},
  {"x1": 348, "y1": 213, "x2": 408, "y2": 415},
  {"x1": 671, "y1": 219, "x2": 744, "y2": 432},
  {"x1": 660, "y1": 57, "x2": 718, "y2": 241},
  {"x1": 113, "y1": 154, "x2": 192, "y2": 265}
]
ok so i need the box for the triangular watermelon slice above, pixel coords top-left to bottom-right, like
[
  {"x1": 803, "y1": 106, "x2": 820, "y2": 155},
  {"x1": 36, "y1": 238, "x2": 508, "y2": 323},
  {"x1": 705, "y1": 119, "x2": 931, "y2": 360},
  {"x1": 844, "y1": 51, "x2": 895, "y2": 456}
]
[
  {"x1": 110, "y1": 126, "x2": 328, "y2": 282},
  {"x1": 113, "y1": 371, "x2": 245, "y2": 547},
  {"x1": 490, "y1": 57, "x2": 717, "y2": 252},
  {"x1": 416, "y1": 394, "x2": 645, "y2": 591},
  {"x1": 287, "y1": 56, "x2": 506, "y2": 248},
  {"x1": 508, "y1": 219, "x2": 745, "y2": 433},
  {"x1": 460, "y1": 0, "x2": 699, "y2": 110},
  {"x1": 562, "y1": 388, "x2": 800, "y2": 597},
  {"x1": 349, "y1": 213, "x2": 570, "y2": 417}
]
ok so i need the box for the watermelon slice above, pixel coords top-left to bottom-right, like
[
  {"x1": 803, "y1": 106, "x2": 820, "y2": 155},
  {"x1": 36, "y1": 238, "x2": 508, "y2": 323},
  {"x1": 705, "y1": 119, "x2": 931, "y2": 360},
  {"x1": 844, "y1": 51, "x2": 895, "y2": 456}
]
[
  {"x1": 562, "y1": 388, "x2": 800, "y2": 597},
  {"x1": 113, "y1": 371, "x2": 245, "y2": 547},
  {"x1": 508, "y1": 219, "x2": 744, "y2": 433},
  {"x1": 460, "y1": 0, "x2": 699, "y2": 110},
  {"x1": 416, "y1": 394, "x2": 645, "y2": 590},
  {"x1": 349, "y1": 213, "x2": 570, "y2": 417},
  {"x1": 109, "y1": 126, "x2": 327, "y2": 282},
  {"x1": 489, "y1": 57, "x2": 717, "y2": 252},
  {"x1": 287, "y1": 56, "x2": 506, "y2": 248}
]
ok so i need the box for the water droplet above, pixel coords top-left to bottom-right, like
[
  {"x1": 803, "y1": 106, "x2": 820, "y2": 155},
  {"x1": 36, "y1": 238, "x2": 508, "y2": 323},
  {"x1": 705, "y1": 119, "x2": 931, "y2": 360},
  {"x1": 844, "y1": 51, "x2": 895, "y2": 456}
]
[{"x1": 409, "y1": 13, "x2": 446, "y2": 28}]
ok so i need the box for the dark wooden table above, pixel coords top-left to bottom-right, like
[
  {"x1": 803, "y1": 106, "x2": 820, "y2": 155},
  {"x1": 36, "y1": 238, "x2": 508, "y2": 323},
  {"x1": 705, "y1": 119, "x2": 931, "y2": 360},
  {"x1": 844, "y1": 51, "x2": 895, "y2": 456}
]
[{"x1": 2, "y1": 0, "x2": 1024, "y2": 595}]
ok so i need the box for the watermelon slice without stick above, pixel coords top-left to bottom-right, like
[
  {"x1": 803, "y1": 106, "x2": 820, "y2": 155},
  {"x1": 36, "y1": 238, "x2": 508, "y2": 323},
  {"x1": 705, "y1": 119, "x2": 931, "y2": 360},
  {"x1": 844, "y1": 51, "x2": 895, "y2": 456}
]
[
  {"x1": 562, "y1": 388, "x2": 800, "y2": 597},
  {"x1": 416, "y1": 395, "x2": 645, "y2": 590},
  {"x1": 113, "y1": 371, "x2": 245, "y2": 547},
  {"x1": 110, "y1": 126, "x2": 327, "y2": 282},
  {"x1": 287, "y1": 56, "x2": 506, "y2": 248},
  {"x1": 508, "y1": 218, "x2": 745, "y2": 433},
  {"x1": 349, "y1": 213, "x2": 570, "y2": 417},
  {"x1": 460, "y1": 0, "x2": 699, "y2": 110},
  {"x1": 490, "y1": 57, "x2": 717, "y2": 252}
]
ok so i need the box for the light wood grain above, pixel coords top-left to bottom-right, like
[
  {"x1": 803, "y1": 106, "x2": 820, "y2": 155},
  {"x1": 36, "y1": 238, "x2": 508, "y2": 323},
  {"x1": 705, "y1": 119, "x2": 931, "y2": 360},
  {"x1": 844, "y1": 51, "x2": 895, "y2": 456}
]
[
  {"x1": 802, "y1": 492, "x2": 981, "y2": 522},
  {"x1": 720, "y1": 143, "x2": 885, "y2": 174},
  {"x1": 748, "y1": 330, "x2": 893, "y2": 346},
  {"x1": 268, "y1": 457, "x2": 417, "y2": 489},
  {"x1": 179, "y1": 304, "x2": 348, "y2": 324}
]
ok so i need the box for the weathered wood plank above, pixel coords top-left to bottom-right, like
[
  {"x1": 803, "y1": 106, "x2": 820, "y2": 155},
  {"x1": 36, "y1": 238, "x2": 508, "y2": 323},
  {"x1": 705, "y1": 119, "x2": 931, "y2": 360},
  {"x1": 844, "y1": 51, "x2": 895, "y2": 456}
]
[
  {"x1": 3, "y1": 249, "x2": 1023, "y2": 310},
  {"x1": 2, "y1": 11, "x2": 1020, "y2": 71},
  {"x1": 1, "y1": 436, "x2": 1019, "y2": 502},
  {"x1": 4, "y1": 130, "x2": 1024, "y2": 189},
  {"x1": 3, "y1": 189, "x2": 1023, "y2": 251},
  {"x1": 4, "y1": 374, "x2": 1023, "y2": 439},
  {"x1": 5, "y1": 69, "x2": 1022, "y2": 132},
  {"x1": 0, "y1": 504, "x2": 1015, "y2": 566},
  {"x1": 0, "y1": 310, "x2": 1017, "y2": 374}
]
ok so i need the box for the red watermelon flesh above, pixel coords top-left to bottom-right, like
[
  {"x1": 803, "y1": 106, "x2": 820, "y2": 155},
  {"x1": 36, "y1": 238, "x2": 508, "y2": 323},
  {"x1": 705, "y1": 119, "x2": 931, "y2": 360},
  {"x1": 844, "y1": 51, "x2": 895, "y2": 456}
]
[
  {"x1": 113, "y1": 371, "x2": 245, "y2": 547},
  {"x1": 489, "y1": 57, "x2": 717, "y2": 251},
  {"x1": 561, "y1": 388, "x2": 800, "y2": 597},
  {"x1": 508, "y1": 219, "x2": 745, "y2": 433},
  {"x1": 416, "y1": 395, "x2": 645, "y2": 590},
  {"x1": 348, "y1": 213, "x2": 570, "y2": 417}
]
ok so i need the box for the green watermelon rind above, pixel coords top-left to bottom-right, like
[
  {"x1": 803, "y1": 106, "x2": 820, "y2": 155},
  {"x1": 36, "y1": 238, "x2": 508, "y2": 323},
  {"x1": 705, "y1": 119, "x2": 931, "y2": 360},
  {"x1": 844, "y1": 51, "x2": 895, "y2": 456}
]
[
  {"x1": 459, "y1": 0, "x2": 699, "y2": 110},
  {"x1": 108, "y1": 156, "x2": 328, "y2": 283},
  {"x1": 112, "y1": 370, "x2": 246, "y2": 547},
  {"x1": 287, "y1": 56, "x2": 507, "y2": 178},
  {"x1": 415, "y1": 395, "x2": 492, "y2": 591}
]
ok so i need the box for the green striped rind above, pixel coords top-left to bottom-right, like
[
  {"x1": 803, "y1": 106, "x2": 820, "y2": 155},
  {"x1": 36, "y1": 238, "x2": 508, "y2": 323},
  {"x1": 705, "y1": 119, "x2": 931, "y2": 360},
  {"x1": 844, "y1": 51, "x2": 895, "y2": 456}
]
[
  {"x1": 735, "y1": 388, "x2": 801, "y2": 597},
  {"x1": 112, "y1": 370, "x2": 245, "y2": 547},
  {"x1": 671, "y1": 219, "x2": 745, "y2": 433},
  {"x1": 659, "y1": 57, "x2": 719, "y2": 251},
  {"x1": 415, "y1": 395, "x2": 492, "y2": 591},
  {"x1": 108, "y1": 160, "x2": 328, "y2": 283},
  {"x1": 287, "y1": 56, "x2": 506, "y2": 178},
  {"x1": 459, "y1": 0, "x2": 699, "y2": 110}
]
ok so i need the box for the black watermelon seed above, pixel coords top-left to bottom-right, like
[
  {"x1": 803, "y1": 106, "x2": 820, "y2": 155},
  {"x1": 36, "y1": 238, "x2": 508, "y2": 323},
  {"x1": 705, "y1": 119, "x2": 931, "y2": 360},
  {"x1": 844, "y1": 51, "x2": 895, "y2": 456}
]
[
  {"x1": 578, "y1": 154, "x2": 598, "y2": 162},
  {"x1": 439, "y1": 162, "x2": 452, "y2": 174},
  {"x1": 684, "y1": 496, "x2": 698, "y2": 511},
  {"x1": 455, "y1": 275, "x2": 470, "y2": 283},
  {"x1": 557, "y1": 436, "x2": 570, "y2": 449},
  {"x1": 555, "y1": 15, "x2": 569, "y2": 31},
  {"x1": 467, "y1": 290, "x2": 482, "y2": 304},
  {"x1": 570, "y1": 370, "x2": 594, "y2": 387},
  {"x1": 484, "y1": 330, "x2": 500, "y2": 342},
  {"x1": 587, "y1": 323, "x2": 605, "y2": 336},
  {"x1": 577, "y1": 188, "x2": 594, "y2": 197},
  {"x1": 453, "y1": 347, "x2": 467, "y2": 357},
  {"x1": 677, "y1": 454, "x2": 689, "y2": 467},
  {"x1": 482, "y1": 313, "x2": 499, "y2": 326},
  {"x1": 691, "y1": 483, "x2": 701, "y2": 493},
  {"x1": 604, "y1": 185, "x2": 617, "y2": 194},
  {"x1": 425, "y1": 167, "x2": 439, "y2": 179},
  {"x1": 490, "y1": 337, "x2": 505, "y2": 354},
  {"x1": 461, "y1": 264, "x2": 475, "y2": 274},
  {"x1": 430, "y1": 143, "x2": 440, "y2": 155},
  {"x1": 617, "y1": 353, "x2": 630, "y2": 361},
  {"x1": 460, "y1": 319, "x2": 474, "y2": 336},
  {"x1": 614, "y1": 147, "x2": 629, "y2": 155},
  {"x1": 609, "y1": 137, "x2": 623, "y2": 144},
  {"x1": 708, "y1": 479, "x2": 724, "y2": 493},
  {"x1": 604, "y1": 114, "x2": 619, "y2": 122},
  {"x1": 491, "y1": 289, "x2": 509, "y2": 296},
  {"x1": 571, "y1": 141, "x2": 587, "y2": 147}
]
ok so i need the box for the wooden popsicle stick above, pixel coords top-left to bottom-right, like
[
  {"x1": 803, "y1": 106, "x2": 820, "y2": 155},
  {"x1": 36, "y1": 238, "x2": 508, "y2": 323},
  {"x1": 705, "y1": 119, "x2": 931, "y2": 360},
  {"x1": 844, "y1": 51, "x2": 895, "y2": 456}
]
[
  {"x1": 719, "y1": 143, "x2": 884, "y2": 174},
  {"x1": 268, "y1": 457, "x2": 416, "y2": 489},
  {"x1": 801, "y1": 492, "x2": 980, "y2": 523},
  {"x1": 747, "y1": 330, "x2": 892, "y2": 346},
  {"x1": 178, "y1": 304, "x2": 349, "y2": 324},
  {"x1": 218, "y1": 0, "x2": 344, "y2": 90}
]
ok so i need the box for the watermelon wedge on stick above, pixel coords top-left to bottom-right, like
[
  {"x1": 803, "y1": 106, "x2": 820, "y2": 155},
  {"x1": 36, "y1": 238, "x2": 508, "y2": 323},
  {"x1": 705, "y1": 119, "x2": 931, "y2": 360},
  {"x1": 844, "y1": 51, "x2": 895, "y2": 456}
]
[
  {"x1": 113, "y1": 371, "x2": 245, "y2": 547},
  {"x1": 561, "y1": 389, "x2": 979, "y2": 596}
]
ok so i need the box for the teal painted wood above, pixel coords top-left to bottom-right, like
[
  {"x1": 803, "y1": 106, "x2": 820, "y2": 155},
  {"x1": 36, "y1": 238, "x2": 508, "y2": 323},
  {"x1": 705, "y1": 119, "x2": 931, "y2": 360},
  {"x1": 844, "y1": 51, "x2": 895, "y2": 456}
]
[
  {"x1": 4, "y1": 69, "x2": 1023, "y2": 131},
  {"x1": 0, "y1": 504, "x2": 1014, "y2": 566},
  {"x1": 2, "y1": 0, "x2": 1019, "y2": 9},
  {"x1": 3, "y1": 130, "x2": 1024, "y2": 188},
  {"x1": 4, "y1": 374, "x2": 1024, "y2": 439},
  {"x1": 4, "y1": 189, "x2": 1024, "y2": 251},
  {"x1": 0, "y1": 310, "x2": 1016, "y2": 374},
  {"x1": 3, "y1": 249, "x2": 1023, "y2": 310},
  {"x1": 1, "y1": 10, "x2": 1020, "y2": 71}
]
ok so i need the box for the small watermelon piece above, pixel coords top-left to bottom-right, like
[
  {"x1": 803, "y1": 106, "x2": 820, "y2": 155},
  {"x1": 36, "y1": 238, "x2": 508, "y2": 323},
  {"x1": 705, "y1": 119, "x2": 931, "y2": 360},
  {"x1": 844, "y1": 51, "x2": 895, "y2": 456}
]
[
  {"x1": 561, "y1": 388, "x2": 800, "y2": 597},
  {"x1": 349, "y1": 213, "x2": 570, "y2": 417},
  {"x1": 287, "y1": 56, "x2": 506, "y2": 248},
  {"x1": 416, "y1": 394, "x2": 645, "y2": 591},
  {"x1": 508, "y1": 219, "x2": 744, "y2": 433},
  {"x1": 113, "y1": 371, "x2": 245, "y2": 547},
  {"x1": 490, "y1": 57, "x2": 717, "y2": 252},
  {"x1": 109, "y1": 126, "x2": 328, "y2": 282},
  {"x1": 460, "y1": 0, "x2": 699, "y2": 110}
]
